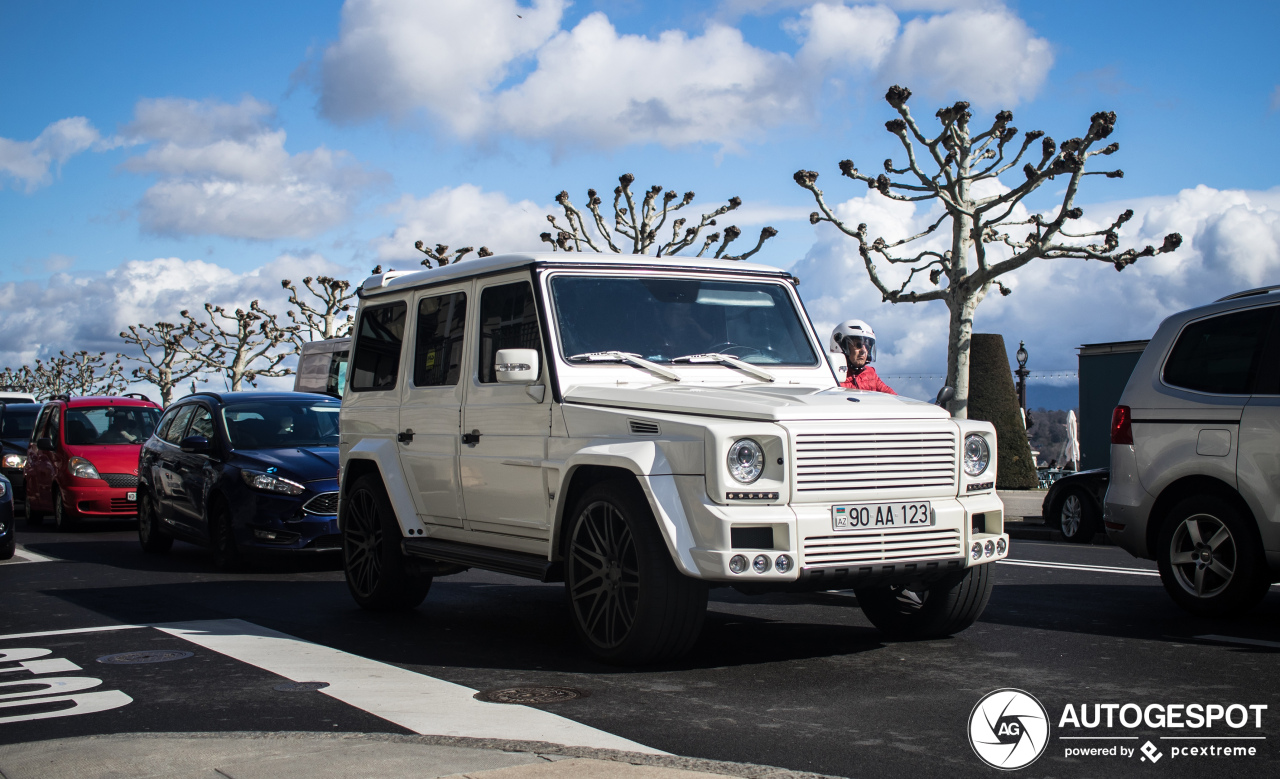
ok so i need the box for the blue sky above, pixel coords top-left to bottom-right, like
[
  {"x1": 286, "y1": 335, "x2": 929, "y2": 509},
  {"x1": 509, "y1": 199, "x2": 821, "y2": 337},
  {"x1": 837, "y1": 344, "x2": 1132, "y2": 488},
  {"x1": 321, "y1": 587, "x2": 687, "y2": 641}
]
[{"x1": 3, "y1": 0, "x2": 1279, "y2": 405}]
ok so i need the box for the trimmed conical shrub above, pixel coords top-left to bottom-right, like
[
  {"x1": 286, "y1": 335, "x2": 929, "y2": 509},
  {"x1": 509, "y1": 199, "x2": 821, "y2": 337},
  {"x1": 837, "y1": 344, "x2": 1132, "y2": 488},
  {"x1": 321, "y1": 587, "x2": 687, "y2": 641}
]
[{"x1": 968, "y1": 334, "x2": 1038, "y2": 489}]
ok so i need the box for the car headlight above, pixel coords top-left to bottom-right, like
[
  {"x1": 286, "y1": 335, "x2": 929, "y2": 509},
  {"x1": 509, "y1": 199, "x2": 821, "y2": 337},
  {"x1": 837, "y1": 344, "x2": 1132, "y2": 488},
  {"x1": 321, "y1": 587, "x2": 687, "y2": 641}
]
[
  {"x1": 69, "y1": 456, "x2": 101, "y2": 480},
  {"x1": 241, "y1": 470, "x2": 305, "y2": 496},
  {"x1": 727, "y1": 438, "x2": 764, "y2": 484},
  {"x1": 963, "y1": 434, "x2": 990, "y2": 477},
  {"x1": 2, "y1": 454, "x2": 26, "y2": 469},
  {"x1": 0, "y1": 481, "x2": 7, "y2": 498}
]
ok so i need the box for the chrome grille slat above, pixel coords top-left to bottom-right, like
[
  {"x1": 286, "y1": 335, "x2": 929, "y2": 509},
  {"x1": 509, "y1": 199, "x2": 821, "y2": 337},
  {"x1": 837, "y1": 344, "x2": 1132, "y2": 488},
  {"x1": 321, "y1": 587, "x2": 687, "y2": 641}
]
[
  {"x1": 794, "y1": 427, "x2": 957, "y2": 494},
  {"x1": 803, "y1": 528, "x2": 963, "y2": 566}
]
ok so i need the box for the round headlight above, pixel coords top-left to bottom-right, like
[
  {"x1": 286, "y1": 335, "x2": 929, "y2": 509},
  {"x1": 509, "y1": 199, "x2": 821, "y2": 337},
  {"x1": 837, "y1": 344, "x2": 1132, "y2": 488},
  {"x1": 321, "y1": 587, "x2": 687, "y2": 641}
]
[
  {"x1": 727, "y1": 438, "x2": 764, "y2": 484},
  {"x1": 963, "y1": 434, "x2": 990, "y2": 477},
  {"x1": 971, "y1": 541, "x2": 983, "y2": 560},
  {"x1": 729, "y1": 554, "x2": 748, "y2": 574},
  {"x1": 753, "y1": 555, "x2": 771, "y2": 573},
  {"x1": 774, "y1": 554, "x2": 793, "y2": 573}
]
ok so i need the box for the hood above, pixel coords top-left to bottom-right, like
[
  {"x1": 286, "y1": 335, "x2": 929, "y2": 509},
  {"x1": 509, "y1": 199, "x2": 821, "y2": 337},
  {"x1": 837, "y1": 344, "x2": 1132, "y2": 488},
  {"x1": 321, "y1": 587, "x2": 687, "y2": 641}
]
[
  {"x1": 564, "y1": 384, "x2": 950, "y2": 422},
  {"x1": 236, "y1": 446, "x2": 339, "y2": 483},
  {"x1": 65, "y1": 444, "x2": 144, "y2": 474}
]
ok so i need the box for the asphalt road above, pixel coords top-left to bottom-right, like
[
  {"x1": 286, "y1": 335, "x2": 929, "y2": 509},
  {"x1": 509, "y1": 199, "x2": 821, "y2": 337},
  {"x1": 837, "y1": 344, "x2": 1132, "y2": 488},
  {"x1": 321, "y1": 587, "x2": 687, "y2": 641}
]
[{"x1": 2, "y1": 516, "x2": 1278, "y2": 778}]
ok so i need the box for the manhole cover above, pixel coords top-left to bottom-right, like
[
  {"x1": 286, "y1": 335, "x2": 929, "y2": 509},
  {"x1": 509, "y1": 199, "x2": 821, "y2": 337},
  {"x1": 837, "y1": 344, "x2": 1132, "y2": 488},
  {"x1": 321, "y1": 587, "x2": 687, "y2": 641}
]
[
  {"x1": 274, "y1": 681, "x2": 330, "y2": 692},
  {"x1": 474, "y1": 686, "x2": 586, "y2": 704},
  {"x1": 97, "y1": 650, "x2": 194, "y2": 665}
]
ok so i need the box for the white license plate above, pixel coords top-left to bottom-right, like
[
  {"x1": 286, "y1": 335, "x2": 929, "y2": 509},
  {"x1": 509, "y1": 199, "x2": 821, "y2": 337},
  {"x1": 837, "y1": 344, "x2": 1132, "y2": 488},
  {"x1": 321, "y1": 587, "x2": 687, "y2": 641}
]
[
  {"x1": 126, "y1": 491, "x2": 137, "y2": 502},
  {"x1": 832, "y1": 501, "x2": 932, "y2": 531}
]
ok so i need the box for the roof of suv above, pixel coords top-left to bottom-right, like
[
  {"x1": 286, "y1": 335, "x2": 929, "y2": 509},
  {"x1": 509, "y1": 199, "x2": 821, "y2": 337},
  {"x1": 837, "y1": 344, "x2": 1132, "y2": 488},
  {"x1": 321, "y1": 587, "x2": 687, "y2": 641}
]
[{"x1": 359, "y1": 252, "x2": 793, "y2": 297}]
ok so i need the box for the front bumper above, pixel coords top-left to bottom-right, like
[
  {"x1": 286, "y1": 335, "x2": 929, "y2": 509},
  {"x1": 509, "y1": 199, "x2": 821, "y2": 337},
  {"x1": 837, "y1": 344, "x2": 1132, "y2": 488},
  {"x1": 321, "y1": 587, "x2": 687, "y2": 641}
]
[
  {"x1": 67, "y1": 483, "x2": 138, "y2": 517},
  {"x1": 231, "y1": 483, "x2": 341, "y2": 554},
  {"x1": 1, "y1": 468, "x2": 25, "y2": 501}
]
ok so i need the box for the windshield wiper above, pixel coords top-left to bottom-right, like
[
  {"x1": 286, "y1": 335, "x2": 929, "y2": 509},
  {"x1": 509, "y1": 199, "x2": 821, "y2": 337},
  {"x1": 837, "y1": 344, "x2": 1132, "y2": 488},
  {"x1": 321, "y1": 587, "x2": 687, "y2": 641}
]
[
  {"x1": 567, "y1": 351, "x2": 681, "y2": 382},
  {"x1": 671, "y1": 353, "x2": 776, "y2": 383}
]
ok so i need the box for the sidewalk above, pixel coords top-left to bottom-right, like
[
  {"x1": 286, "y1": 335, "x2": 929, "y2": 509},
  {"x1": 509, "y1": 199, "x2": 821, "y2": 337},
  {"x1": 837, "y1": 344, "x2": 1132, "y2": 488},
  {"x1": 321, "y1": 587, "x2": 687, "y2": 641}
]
[{"x1": 0, "y1": 732, "x2": 841, "y2": 779}]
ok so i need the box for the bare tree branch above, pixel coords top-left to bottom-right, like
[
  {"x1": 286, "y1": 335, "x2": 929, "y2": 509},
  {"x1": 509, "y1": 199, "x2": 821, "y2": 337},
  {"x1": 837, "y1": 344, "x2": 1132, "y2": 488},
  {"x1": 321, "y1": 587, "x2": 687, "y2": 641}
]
[{"x1": 119, "y1": 321, "x2": 204, "y2": 405}]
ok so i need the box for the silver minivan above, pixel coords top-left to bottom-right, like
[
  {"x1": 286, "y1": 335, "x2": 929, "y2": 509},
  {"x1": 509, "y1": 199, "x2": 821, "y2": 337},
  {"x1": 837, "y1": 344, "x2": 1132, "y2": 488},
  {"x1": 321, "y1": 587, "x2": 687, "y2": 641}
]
[{"x1": 1105, "y1": 286, "x2": 1280, "y2": 616}]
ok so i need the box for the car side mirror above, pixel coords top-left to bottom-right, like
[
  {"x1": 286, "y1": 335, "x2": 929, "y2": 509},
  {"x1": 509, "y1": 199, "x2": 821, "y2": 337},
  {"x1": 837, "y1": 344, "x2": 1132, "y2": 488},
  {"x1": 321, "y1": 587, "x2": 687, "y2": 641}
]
[
  {"x1": 179, "y1": 435, "x2": 212, "y2": 455},
  {"x1": 36, "y1": 437, "x2": 54, "y2": 452},
  {"x1": 495, "y1": 349, "x2": 540, "y2": 384},
  {"x1": 935, "y1": 386, "x2": 956, "y2": 407}
]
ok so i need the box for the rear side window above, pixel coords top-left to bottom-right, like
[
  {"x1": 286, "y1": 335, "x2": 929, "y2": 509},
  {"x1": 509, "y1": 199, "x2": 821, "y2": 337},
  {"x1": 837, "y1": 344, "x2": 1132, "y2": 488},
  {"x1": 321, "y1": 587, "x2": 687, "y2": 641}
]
[
  {"x1": 351, "y1": 302, "x2": 407, "y2": 392},
  {"x1": 162, "y1": 405, "x2": 197, "y2": 445},
  {"x1": 1163, "y1": 307, "x2": 1275, "y2": 394},
  {"x1": 187, "y1": 407, "x2": 215, "y2": 440},
  {"x1": 414, "y1": 292, "x2": 468, "y2": 387},
  {"x1": 478, "y1": 282, "x2": 542, "y2": 384},
  {"x1": 154, "y1": 406, "x2": 182, "y2": 441}
]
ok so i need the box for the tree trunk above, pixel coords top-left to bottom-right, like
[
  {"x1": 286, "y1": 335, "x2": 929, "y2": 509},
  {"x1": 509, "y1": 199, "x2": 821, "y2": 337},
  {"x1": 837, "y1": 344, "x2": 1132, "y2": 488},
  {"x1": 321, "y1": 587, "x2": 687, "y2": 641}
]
[{"x1": 946, "y1": 293, "x2": 977, "y2": 419}]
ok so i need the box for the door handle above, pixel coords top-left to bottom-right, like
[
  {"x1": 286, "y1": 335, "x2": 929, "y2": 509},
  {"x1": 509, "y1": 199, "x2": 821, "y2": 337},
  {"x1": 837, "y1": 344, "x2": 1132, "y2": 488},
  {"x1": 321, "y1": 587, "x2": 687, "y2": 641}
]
[
  {"x1": 461, "y1": 430, "x2": 482, "y2": 445},
  {"x1": 397, "y1": 429, "x2": 414, "y2": 444}
]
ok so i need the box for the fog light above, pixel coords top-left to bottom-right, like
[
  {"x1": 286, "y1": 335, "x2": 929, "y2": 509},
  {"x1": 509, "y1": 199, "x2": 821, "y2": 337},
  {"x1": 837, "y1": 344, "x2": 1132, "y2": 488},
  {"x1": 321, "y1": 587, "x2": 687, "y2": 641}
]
[
  {"x1": 254, "y1": 529, "x2": 279, "y2": 541},
  {"x1": 774, "y1": 554, "x2": 793, "y2": 573},
  {"x1": 0, "y1": 521, "x2": 6, "y2": 534},
  {"x1": 729, "y1": 554, "x2": 748, "y2": 574},
  {"x1": 971, "y1": 541, "x2": 982, "y2": 560},
  {"x1": 984, "y1": 540, "x2": 995, "y2": 557},
  {"x1": 753, "y1": 555, "x2": 771, "y2": 573},
  {"x1": 996, "y1": 538, "x2": 1007, "y2": 555}
]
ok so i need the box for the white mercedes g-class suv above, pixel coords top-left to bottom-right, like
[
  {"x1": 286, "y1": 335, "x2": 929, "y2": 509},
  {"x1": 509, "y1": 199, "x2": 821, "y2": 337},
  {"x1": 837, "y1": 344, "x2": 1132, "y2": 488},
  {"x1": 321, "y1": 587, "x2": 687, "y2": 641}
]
[{"x1": 338, "y1": 253, "x2": 1007, "y2": 663}]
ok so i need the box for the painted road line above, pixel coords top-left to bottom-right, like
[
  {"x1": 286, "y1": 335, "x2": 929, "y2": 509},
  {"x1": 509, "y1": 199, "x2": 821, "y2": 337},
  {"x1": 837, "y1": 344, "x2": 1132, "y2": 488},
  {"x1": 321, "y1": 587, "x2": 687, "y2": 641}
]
[
  {"x1": 155, "y1": 618, "x2": 664, "y2": 754},
  {"x1": 999, "y1": 559, "x2": 1159, "y2": 577},
  {"x1": 0, "y1": 625, "x2": 148, "y2": 642},
  {"x1": 2, "y1": 546, "x2": 58, "y2": 564},
  {"x1": 1193, "y1": 635, "x2": 1280, "y2": 650}
]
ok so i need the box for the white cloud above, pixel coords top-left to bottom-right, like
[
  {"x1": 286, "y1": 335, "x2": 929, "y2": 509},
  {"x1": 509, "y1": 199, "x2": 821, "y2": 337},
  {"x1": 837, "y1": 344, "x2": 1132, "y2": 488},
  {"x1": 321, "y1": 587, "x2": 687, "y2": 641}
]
[
  {"x1": 375, "y1": 185, "x2": 551, "y2": 263},
  {"x1": 316, "y1": 1, "x2": 1050, "y2": 149},
  {"x1": 0, "y1": 117, "x2": 101, "y2": 192},
  {"x1": 122, "y1": 97, "x2": 382, "y2": 240}
]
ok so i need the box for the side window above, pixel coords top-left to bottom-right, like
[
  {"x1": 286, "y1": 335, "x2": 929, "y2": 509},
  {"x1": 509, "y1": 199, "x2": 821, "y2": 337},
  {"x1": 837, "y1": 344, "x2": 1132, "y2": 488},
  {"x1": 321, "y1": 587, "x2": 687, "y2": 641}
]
[
  {"x1": 187, "y1": 406, "x2": 215, "y2": 440},
  {"x1": 33, "y1": 407, "x2": 52, "y2": 440},
  {"x1": 154, "y1": 406, "x2": 182, "y2": 441},
  {"x1": 351, "y1": 302, "x2": 407, "y2": 392},
  {"x1": 478, "y1": 282, "x2": 542, "y2": 384},
  {"x1": 1163, "y1": 306, "x2": 1275, "y2": 395},
  {"x1": 162, "y1": 405, "x2": 197, "y2": 445},
  {"x1": 414, "y1": 292, "x2": 468, "y2": 387},
  {"x1": 48, "y1": 408, "x2": 61, "y2": 443}
]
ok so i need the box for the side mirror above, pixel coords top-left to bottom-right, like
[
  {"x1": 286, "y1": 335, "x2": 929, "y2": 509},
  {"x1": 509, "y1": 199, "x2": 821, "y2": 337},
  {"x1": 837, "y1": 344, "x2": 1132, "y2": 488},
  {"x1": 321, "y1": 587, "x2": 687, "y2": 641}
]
[
  {"x1": 494, "y1": 349, "x2": 540, "y2": 384},
  {"x1": 935, "y1": 386, "x2": 956, "y2": 407},
  {"x1": 179, "y1": 435, "x2": 212, "y2": 455},
  {"x1": 36, "y1": 437, "x2": 54, "y2": 452}
]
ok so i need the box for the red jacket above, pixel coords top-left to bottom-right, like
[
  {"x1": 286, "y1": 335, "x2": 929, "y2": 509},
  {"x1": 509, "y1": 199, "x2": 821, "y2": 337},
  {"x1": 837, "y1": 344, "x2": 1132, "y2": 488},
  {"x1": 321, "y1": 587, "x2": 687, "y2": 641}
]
[{"x1": 840, "y1": 365, "x2": 896, "y2": 394}]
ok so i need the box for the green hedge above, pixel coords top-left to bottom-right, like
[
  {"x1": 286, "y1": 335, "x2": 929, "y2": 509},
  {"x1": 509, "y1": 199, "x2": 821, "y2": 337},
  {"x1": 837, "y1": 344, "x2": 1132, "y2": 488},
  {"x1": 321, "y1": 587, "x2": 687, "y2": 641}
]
[{"x1": 967, "y1": 334, "x2": 1038, "y2": 489}]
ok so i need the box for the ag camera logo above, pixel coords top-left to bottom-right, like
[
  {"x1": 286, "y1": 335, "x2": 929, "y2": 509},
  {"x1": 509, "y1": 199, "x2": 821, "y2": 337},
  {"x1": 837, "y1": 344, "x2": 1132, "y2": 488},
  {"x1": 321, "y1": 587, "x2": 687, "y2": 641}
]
[{"x1": 969, "y1": 689, "x2": 1050, "y2": 770}]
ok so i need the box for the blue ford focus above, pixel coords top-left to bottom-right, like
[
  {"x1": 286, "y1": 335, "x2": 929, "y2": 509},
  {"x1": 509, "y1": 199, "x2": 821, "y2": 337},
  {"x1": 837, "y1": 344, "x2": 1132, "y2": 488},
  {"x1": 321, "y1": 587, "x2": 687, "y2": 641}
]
[{"x1": 137, "y1": 392, "x2": 340, "y2": 568}]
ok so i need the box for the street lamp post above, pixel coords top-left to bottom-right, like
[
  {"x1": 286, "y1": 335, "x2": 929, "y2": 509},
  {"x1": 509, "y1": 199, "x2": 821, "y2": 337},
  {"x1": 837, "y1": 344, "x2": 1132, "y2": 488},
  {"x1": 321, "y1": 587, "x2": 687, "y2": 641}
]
[{"x1": 1015, "y1": 340, "x2": 1029, "y2": 426}]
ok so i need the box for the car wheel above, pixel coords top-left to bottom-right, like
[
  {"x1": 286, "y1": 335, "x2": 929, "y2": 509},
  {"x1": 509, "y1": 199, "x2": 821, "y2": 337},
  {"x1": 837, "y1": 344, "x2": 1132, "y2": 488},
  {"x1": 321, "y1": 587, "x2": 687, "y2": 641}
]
[
  {"x1": 1, "y1": 532, "x2": 14, "y2": 560},
  {"x1": 1057, "y1": 488, "x2": 1097, "y2": 543},
  {"x1": 25, "y1": 500, "x2": 44, "y2": 526},
  {"x1": 855, "y1": 563, "x2": 995, "y2": 640},
  {"x1": 52, "y1": 488, "x2": 77, "y2": 532},
  {"x1": 1156, "y1": 496, "x2": 1269, "y2": 617},
  {"x1": 342, "y1": 474, "x2": 431, "y2": 611},
  {"x1": 137, "y1": 493, "x2": 173, "y2": 554},
  {"x1": 209, "y1": 503, "x2": 242, "y2": 571},
  {"x1": 565, "y1": 480, "x2": 708, "y2": 664}
]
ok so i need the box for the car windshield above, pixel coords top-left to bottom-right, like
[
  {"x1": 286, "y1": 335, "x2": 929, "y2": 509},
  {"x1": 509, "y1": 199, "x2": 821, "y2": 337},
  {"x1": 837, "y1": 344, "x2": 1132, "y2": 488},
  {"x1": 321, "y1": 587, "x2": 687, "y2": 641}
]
[
  {"x1": 551, "y1": 276, "x2": 819, "y2": 365},
  {"x1": 64, "y1": 406, "x2": 161, "y2": 446},
  {"x1": 0, "y1": 405, "x2": 40, "y2": 440},
  {"x1": 222, "y1": 400, "x2": 340, "y2": 449}
]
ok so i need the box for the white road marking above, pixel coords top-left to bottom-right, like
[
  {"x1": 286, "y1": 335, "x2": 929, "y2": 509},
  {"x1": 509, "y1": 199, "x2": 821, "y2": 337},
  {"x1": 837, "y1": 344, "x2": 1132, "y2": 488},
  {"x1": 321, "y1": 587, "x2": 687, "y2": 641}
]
[
  {"x1": 0, "y1": 625, "x2": 148, "y2": 642},
  {"x1": 999, "y1": 558, "x2": 1159, "y2": 577},
  {"x1": 2, "y1": 546, "x2": 57, "y2": 564},
  {"x1": 1193, "y1": 634, "x2": 1280, "y2": 650},
  {"x1": 154, "y1": 618, "x2": 663, "y2": 754}
]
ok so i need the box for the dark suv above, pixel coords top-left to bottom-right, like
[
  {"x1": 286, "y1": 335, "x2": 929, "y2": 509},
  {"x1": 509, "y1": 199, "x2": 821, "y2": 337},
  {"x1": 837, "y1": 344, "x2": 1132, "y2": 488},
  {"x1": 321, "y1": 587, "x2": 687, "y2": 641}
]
[
  {"x1": 0, "y1": 401, "x2": 42, "y2": 504},
  {"x1": 137, "y1": 392, "x2": 341, "y2": 568}
]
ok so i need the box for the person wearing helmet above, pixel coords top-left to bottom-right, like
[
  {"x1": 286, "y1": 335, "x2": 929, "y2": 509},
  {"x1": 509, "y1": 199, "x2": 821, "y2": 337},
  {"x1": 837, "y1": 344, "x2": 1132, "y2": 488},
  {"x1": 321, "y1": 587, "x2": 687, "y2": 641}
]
[{"x1": 830, "y1": 319, "x2": 896, "y2": 394}]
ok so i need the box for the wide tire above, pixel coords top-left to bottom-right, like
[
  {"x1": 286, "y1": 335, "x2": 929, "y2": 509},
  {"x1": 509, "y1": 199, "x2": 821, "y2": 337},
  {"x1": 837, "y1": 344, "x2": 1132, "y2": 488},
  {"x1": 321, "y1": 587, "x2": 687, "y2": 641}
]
[
  {"x1": 1, "y1": 532, "x2": 14, "y2": 560},
  {"x1": 855, "y1": 563, "x2": 994, "y2": 640},
  {"x1": 1156, "y1": 496, "x2": 1269, "y2": 618},
  {"x1": 342, "y1": 474, "x2": 431, "y2": 612},
  {"x1": 137, "y1": 493, "x2": 173, "y2": 554},
  {"x1": 25, "y1": 503, "x2": 44, "y2": 526},
  {"x1": 209, "y1": 503, "x2": 242, "y2": 571},
  {"x1": 565, "y1": 480, "x2": 708, "y2": 664},
  {"x1": 1055, "y1": 488, "x2": 1097, "y2": 544},
  {"x1": 52, "y1": 488, "x2": 78, "y2": 532}
]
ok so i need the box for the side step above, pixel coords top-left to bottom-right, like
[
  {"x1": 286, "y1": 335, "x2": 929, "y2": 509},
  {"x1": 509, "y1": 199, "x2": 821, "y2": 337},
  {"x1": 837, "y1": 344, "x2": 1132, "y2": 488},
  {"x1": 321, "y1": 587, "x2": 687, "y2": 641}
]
[{"x1": 402, "y1": 537, "x2": 563, "y2": 583}]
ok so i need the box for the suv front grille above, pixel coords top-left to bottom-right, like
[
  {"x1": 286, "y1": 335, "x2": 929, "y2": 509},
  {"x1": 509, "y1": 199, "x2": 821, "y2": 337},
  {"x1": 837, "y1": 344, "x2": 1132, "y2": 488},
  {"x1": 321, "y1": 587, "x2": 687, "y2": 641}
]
[
  {"x1": 302, "y1": 491, "x2": 339, "y2": 515},
  {"x1": 803, "y1": 527, "x2": 962, "y2": 567},
  {"x1": 793, "y1": 428, "x2": 957, "y2": 494},
  {"x1": 101, "y1": 473, "x2": 138, "y2": 489}
]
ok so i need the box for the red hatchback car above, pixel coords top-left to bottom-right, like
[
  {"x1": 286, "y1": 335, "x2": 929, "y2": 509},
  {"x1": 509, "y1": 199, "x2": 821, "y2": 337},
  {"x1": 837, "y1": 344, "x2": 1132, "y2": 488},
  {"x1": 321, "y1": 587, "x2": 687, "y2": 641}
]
[{"x1": 24, "y1": 395, "x2": 162, "y2": 530}]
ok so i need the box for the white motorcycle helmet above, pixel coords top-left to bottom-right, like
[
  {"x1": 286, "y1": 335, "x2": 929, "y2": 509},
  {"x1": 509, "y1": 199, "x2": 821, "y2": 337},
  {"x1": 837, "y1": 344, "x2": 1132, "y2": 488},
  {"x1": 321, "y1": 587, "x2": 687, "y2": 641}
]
[{"x1": 830, "y1": 319, "x2": 876, "y2": 363}]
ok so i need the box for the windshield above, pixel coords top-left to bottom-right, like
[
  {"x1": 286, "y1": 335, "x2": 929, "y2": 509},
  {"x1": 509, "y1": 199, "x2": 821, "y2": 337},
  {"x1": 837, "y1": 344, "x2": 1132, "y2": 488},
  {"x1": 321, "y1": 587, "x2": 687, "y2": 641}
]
[
  {"x1": 64, "y1": 406, "x2": 161, "y2": 446},
  {"x1": 0, "y1": 405, "x2": 40, "y2": 441},
  {"x1": 551, "y1": 276, "x2": 818, "y2": 365},
  {"x1": 222, "y1": 401, "x2": 340, "y2": 449}
]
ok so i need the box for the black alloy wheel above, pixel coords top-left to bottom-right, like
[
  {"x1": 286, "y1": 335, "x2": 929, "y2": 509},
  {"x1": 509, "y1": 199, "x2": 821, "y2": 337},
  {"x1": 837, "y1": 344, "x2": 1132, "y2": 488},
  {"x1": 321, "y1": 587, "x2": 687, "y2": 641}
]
[
  {"x1": 569, "y1": 497, "x2": 641, "y2": 651},
  {"x1": 342, "y1": 474, "x2": 430, "y2": 611},
  {"x1": 137, "y1": 492, "x2": 173, "y2": 554},
  {"x1": 209, "y1": 503, "x2": 242, "y2": 571},
  {"x1": 52, "y1": 488, "x2": 77, "y2": 532}
]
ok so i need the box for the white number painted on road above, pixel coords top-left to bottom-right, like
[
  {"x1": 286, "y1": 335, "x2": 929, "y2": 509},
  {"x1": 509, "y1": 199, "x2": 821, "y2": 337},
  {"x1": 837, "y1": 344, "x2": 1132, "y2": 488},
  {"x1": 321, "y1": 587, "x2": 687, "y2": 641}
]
[{"x1": 0, "y1": 648, "x2": 131, "y2": 724}]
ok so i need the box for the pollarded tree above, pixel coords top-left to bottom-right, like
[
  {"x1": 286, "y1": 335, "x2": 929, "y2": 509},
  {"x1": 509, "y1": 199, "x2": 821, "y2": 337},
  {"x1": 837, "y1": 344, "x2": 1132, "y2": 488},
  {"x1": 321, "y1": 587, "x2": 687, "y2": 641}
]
[
  {"x1": 282, "y1": 275, "x2": 357, "y2": 344},
  {"x1": 119, "y1": 321, "x2": 205, "y2": 406},
  {"x1": 542, "y1": 173, "x2": 778, "y2": 259},
  {"x1": 180, "y1": 302, "x2": 297, "y2": 391},
  {"x1": 414, "y1": 242, "x2": 494, "y2": 268},
  {"x1": 18, "y1": 351, "x2": 128, "y2": 398},
  {"x1": 794, "y1": 86, "x2": 1182, "y2": 418}
]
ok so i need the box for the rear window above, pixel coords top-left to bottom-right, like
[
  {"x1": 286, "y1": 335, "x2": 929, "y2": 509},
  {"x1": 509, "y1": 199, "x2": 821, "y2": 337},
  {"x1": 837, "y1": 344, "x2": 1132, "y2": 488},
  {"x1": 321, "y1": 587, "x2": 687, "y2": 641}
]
[
  {"x1": 351, "y1": 302, "x2": 406, "y2": 391},
  {"x1": 1163, "y1": 306, "x2": 1275, "y2": 394},
  {"x1": 0, "y1": 405, "x2": 40, "y2": 440},
  {"x1": 64, "y1": 406, "x2": 161, "y2": 446}
]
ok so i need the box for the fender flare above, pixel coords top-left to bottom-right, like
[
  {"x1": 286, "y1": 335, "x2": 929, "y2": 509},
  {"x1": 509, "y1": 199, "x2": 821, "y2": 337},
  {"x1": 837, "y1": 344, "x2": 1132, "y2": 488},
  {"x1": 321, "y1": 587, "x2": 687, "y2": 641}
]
[{"x1": 342, "y1": 438, "x2": 420, "y2": 536}]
